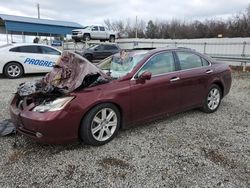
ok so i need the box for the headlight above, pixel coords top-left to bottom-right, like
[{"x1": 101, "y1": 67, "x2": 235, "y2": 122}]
[{"x1": 33, "y1": 96, "x2": 74, "y2": 113}]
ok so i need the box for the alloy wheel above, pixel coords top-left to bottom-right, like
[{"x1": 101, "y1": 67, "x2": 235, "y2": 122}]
[
  {"x1": 91, "y1": 108, "x2": 118, "y2": 142},
  {"x1": 7, "y1": 65, "x2": 21, "y2": 77},
  {"x1": 207, "y1": 88, "x2": 220, "y2": 110}
]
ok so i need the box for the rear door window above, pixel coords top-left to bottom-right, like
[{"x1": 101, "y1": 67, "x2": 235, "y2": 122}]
[
  {"x1": 99, "y1": 26, "x2": 105, "y2": 31},
  {"x1": 92, "y1": 26, "x2": 99, "y2": 31},
  {"x1": 176, "y1": 52, "x2": 203, "y2": 70}
]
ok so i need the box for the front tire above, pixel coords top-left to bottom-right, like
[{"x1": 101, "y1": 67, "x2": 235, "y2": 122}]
[
  {"x1": 80, "y1": 103, "x2": 121, "y2": 146},
  {"x1": 4, "y1": 62, "x2": 23, "y2": 79},
  {"x1": 201, "y1": 84, "x2": 222, "y2": 113},
  {"x1": 74, "y1": 39, "x2": 81, "y2": 43},
  {"x1": 84, "y1": 54, "x2": 93, "y2": 62},
  {"x1": 83, "y1": 34, "x2": 91, "y2": 41}
]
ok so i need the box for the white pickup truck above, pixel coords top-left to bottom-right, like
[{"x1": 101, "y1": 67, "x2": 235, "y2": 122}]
[{"x1": 72, "y1": 25, "x2": 117, "y2": 43}]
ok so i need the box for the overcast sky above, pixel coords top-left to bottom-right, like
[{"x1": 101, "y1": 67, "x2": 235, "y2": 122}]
[{"x1": 0, "y1": 0, "x2": 249, "y2": 25}]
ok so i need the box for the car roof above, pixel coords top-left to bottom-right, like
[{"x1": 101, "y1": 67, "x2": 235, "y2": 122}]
[
  {"x1": 98, "y1": 43, "x2": 119, "y2": 46},
  {"x1": 111, "y1": 50, "x2": 148, "y2": 58},
  {"x1": 145, "y1": 47, "x2": 214, "y2": 62},
  {"x1": 10, "y1": 43, "x2": 54, "y2": 47},
  {"x1": 142, "y1": 47, "x2": 194, "y2": 56},
  {"x1": 0, "y1": 43, "x2": 61, "y2": 52}
]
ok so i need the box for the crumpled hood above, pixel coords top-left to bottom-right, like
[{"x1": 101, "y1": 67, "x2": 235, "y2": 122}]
[
  {"x1": 43, "y1": 51, "x2": 107, "y2": 93},
  {"x1": 17, "y1": 51, "x2": 109, "y2": 97}
]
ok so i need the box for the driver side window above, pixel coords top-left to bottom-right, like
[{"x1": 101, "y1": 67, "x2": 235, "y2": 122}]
[
  {"x1": 92, "y1": 26, "x2": 99, "y2": 31},
  {"x1": 138, "y1": 52, "x2": 175, "y2": 76},
  {"x1": 95, "y1": 45, "x2": 103, "y2": 51}
]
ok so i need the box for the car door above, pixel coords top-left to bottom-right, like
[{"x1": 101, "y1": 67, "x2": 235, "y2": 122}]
[
  {"x1": 108, "y1": 45, "x2": 120, "y2": 55},
  {"x1": 99, "y1": 45, "x2": 118, "y2": 59},
  {"x1": 93, "y1": 45, "x2": 104, "y2": 59},
  {"x1": 175, "y1": 51, "x2": 212, "y2": 110},
  {"x1": 10, "y1": 45, "x2": 46, "y2": 73},
  {"x1": 99, "y1": 26, "x2": 107, "y2": 39},
  {"x1": 130, "y1": 51, "x2": 181, "y2": 123},
  {"x1": 91, "y1": 26, "x2": 100, "y2": 39}
]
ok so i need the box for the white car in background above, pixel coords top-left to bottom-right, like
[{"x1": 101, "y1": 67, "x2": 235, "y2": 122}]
[
  {"x1": 72, "y1": 25, "x2": 117, "y2": 42},
  {"x1": 0, "y1": 43, "x2": 61, "y2": 78}
]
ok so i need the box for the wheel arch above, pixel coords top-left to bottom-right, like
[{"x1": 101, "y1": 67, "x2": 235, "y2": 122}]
[
  {"x1": 211, "y1": 81, "x2": 224, "y2": 97},
  {"x1": 83, "y1": 33, "x2": 91, "y2": 38},
  {"x1": 3, "y1": 61, "x2": 25, "y2": 75},
  {"x1": 84, "y1": 53, "x2": 93, "y2": 57},
  {"x1": 84, "y1": 53, "x2": 93, "y2": 61},
  {"x1": 78, "y1": 101, "x2": 124, "y2": 137}
]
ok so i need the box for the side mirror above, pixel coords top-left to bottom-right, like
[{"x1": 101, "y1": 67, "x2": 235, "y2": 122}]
[
  {"x1": 94, "y1": 48, "x2": 98, "y2": 51},
  {"x1": 138, "y1": 71, "x2": 152, "y2": 81}
]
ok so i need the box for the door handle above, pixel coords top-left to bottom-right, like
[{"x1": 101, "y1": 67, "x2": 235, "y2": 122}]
[
  {"x1": 170, "y1": 77, "x2": 180, "y2": 82},
  {"x1": 206, "y1": 69, "x2": 213, "y2": 74}
]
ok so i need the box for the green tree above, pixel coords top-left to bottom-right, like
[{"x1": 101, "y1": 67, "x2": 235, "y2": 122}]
[{"x1": 146, "y1": 20, "x2": 158, "y2": 38}]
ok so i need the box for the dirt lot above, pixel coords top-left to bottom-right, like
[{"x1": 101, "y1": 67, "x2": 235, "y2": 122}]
[{"x1": 0, "y1": 72, "x2": 249, "y2": 187}]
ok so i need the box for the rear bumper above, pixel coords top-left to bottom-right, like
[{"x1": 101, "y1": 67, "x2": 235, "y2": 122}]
[
  {"x1": 223, "y1": 70, "x2": 232, "y2": 97},
  {"x1": 10, "y1": 95, "x2": 80, "y2": 144}
]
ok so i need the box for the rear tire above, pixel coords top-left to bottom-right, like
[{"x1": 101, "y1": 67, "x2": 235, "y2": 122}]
[
  {"x1": 80, "y1": 103, "x2": 121, "y2": 146},
  {"x1": 109, "y1": 35, "x2": 115, "y2": 43},
  {"x1": 201, "y1": 84, "x2": 222, "y2": 113},
  {"x1": 4, "y1": 62, "x2": 23, "y2": 79}
]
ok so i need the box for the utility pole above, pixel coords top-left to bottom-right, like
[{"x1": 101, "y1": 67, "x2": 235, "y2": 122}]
[
  {"x1": 37, "y1": 3, "x2": 40, "y2": 19},
  {"x1": 135, "y1": 16, "x2": 138, "y2": 38},
  {"x1": 37, "y1": 3, "x2": 41, "y2": 43}
]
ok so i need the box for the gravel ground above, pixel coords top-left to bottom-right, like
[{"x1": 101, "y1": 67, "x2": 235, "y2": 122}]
[{"x1": 0, "y1": 72, "x2": 249, "y2": 187}]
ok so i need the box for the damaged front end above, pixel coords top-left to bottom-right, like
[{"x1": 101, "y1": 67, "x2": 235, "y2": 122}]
[
  {"x1": 16, "y1": 51, "x2": 109, "y2": 112},
  {"x1": 10, "y1": 51, "x2": 110, "y2": 143}
]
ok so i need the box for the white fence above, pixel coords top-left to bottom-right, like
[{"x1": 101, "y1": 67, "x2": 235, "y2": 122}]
[
  {"x1": 63, "y1": 38, "x2": 250, "y2": 68},
  {"x1": 63, "y1": 38, "x2": 250, "y2": 58},
  {"x1": 116, "y1": 38, "x2": 250, "y2": 59}
]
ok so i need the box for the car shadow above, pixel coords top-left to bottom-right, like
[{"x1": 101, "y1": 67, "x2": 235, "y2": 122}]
[
  {"x1": 0, "y1": 73, "x2": 46, "y2": 79},
  {"x1": 8, "y1": 109, "x2": 203, "y2": 149}
]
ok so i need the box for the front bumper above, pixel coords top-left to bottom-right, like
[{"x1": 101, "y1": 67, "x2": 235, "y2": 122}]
[
  {"x1": 10, "y1": 95, "x2": 80, "y2": 144},
  {"x1": 72, "y1": 34, "x2": 83, "y2": 40}
]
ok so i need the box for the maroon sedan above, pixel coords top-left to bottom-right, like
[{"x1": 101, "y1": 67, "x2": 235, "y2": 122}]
[{"x1": 10, "y1": 48, "x2": 232, "y2": 145}]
